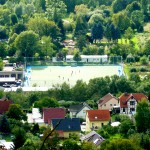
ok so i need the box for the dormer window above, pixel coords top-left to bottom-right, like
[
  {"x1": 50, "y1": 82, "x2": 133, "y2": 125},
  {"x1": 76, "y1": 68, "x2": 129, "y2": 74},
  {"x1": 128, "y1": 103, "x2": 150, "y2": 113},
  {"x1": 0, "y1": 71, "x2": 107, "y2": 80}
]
[{"x1": 130, "y1": 101, "x2": 135, "y2": 105}]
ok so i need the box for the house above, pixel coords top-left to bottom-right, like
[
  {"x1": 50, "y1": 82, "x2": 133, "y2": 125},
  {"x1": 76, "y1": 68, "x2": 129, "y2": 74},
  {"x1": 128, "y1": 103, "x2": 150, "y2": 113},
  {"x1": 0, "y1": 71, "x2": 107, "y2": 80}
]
[
  {"x1": 27, "y1": 108, "x2": 44, "y2": 125},
  {"x1": 69, "y1": 102, "x2": 92, "y2": 119},
  {"x1": 65, "y1": 55, "x2": 108, "y2": 63},
  {"x1": 119, "y1": 93, "x2": 148, "y2": 114},
  {"x1": 80, "y1": 131, "x2": 105, "y2": 146},
  {"x1": 0, "y1": 97, "x2": 13, "y2": 114},
  {"x1": 0, "y1": 140, "x2": 14, "y2": 150},
  {"x1": 86, "y1": 110, "x2": 110, "y2": 132},
  {"x1": 97, "y1": 93, "x2": 119, "y2": 111},
  {"x1": 51, "y1": 118, "x2": 81, "y2": 138},
  {"x1": 43, "y1": 108, "x2": 65, "y2": 124},
  {"x1": 0, "y1": 62, "x2": 23, "y2": 86}
]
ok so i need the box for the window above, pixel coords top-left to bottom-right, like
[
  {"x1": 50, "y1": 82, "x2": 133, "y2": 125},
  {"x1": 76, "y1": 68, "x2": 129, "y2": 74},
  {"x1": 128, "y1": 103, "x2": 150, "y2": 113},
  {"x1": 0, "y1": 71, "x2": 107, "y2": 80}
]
[
  {"x1": 123, "y1": 108, "x2": 125, "y2": 112},
  {"x1": 130, "y1": 108, "x2": 135, "y2": 112},
  {"x1": 104, "y1": 104, "x2": 106, "y2": 106},
  {"x1": 101, "y1": 123, "x2": 104, "y2": 126},
  {"x1": 114, "y1": 104, "x2": 116, "y2": 106},
  {"x1": 130, "y1": 101, "x2": 135, "y2": 105},
  {"x1": 110, "y1": 104, "x2": 112, "y2": 106}
]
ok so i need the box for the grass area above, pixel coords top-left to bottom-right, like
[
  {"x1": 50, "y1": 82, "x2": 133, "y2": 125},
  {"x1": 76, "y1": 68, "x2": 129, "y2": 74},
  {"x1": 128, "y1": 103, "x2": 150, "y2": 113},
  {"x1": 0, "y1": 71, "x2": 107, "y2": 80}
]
[
  {"x1": 123, "y1": 64, "x2": 130, "y2": 78},
  {"x1": 110, "y1": 134, "x2": 122, "y2": 140}
]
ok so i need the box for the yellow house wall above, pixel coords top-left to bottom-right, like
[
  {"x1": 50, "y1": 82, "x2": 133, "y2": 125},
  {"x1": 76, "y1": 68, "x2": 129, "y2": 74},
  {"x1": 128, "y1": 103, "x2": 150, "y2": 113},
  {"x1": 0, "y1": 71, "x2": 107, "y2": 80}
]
[
  {"x1": 98, "y1": 98, "x2": 119, "y2": 110},
  {"x1": 86, "y1": 113, "x2": 109, "y2": 131}
]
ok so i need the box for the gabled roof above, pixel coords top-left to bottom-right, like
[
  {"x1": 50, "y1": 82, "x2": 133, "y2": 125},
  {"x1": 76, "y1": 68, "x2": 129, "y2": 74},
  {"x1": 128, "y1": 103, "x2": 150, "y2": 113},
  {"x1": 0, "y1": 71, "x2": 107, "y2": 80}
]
[
  {"x1": 97, "y1": 93, "x2": 118, "y2": 106},
  {"x1": 80, "y1": 131, "x2": 105, "y2": 146},
  {"x1": 87, "y1": 110, "x2": 110, "y2": 121},
  {"x1": 43, "y1": 108, "x2": 65, "y2": 124},
  {"x1": 119, "y1": 93, "x2": 148, "y2": 108},
  {"x1": 51, "y1": 118, "x2": 81, "y2": 132},
  {"x1": 69, "y1": 102, "x2": 91, "y2": 113},
  {"x1": 0, "y1": 100, "x2": 12, "y2": 114}
]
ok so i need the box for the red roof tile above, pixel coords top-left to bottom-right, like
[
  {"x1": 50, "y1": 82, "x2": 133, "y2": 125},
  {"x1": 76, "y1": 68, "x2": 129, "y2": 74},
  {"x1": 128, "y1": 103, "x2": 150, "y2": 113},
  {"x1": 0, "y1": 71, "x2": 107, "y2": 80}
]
[
  {"x1": 119, "y1": 93, "x2": 148, "y2": 108},
  {"x1": 43, "y1": 108, "x2": 65, "y2": 124},
  {"x1": 87, "y1": 110, "x2": 110, "y2": 121},
  {"x1": 0, "y1": 101, "x2": 12, "y2": 114}
]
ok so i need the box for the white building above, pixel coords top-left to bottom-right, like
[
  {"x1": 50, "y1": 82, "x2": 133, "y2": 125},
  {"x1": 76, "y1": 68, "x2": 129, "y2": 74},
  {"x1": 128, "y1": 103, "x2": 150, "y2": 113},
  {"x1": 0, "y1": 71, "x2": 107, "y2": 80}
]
[{"x1": 66, "y1": 55, "x2": 108, "y2": 63}]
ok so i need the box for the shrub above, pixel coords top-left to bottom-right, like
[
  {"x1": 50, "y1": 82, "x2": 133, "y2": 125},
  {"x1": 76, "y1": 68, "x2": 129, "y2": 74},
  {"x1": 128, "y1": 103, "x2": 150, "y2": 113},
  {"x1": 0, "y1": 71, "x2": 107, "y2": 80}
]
[
  {"x1": 130, "y1": 67, "x2": 137, "y2": 72},
  {"x1": 139, "y1": 67, "x2": 148, "y2": 72}
]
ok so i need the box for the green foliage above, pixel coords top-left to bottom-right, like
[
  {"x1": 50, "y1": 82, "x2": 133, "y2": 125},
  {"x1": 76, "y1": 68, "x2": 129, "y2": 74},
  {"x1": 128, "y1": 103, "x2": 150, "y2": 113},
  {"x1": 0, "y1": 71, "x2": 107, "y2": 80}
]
[
  {"x1": 62, "y1": 139, "x2": 81, "y2": 150},
  {"x1": 101, "y1": 139, "x2": 142, "y2": 150},
  {"x1": 73, "y1": 50, "x2": 81, "y2": 62},
  {"x1": 0, "y1": 57, "x2": 4, "y2": 71},
  {"x1": 130, "y1": 67, "x2": 137, "y2": 72},
  {"x1": 34, "y1": 97, "x2": 59, "y2": 110},
  {"x1": 12, "y1": 127, "x2": 26, "y2": 149},
  {"x1": 135, "y1": 100, "x2": 150, "y2": 133},
  {"x1": 0, "y1": 114, "x2": 11, "y2": 134},
  {"x1": 6, "y1": 104, "x2": 27, "y2": 121},
  {"x1": 81, "y1": 142, "x2": 98, "y2": 150},
  {"x1": 97, "y1": 128, "x2": 110, "y2": 139},
  {"x1": 15, "y1": 30, "x2": 39, "y2": 58}
]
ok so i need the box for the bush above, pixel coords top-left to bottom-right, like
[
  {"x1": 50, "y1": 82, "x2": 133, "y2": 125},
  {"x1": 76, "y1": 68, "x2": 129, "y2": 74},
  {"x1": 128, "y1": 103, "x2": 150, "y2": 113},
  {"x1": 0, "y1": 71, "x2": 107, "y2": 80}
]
[
  {"x1": 139, "y1": 67, "x2": 148, "y2": 72},
  {"x1": 130, "y1": 67, "x2": 137, "y2": 72}
]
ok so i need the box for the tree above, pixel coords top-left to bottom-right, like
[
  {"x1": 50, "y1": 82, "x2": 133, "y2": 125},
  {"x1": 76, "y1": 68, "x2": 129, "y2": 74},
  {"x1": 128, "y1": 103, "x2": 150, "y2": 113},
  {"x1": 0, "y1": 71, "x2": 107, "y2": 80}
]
[
  {"x1": 87, "y1": 77, "x2": 110, "y2": 100},
  {"x1": 0, "y1": 26, "x2": 9, "y2": 39},
  {"x1": 34, "y1": 97, "x2": 59, "y2": 110},
  {"x1": 13, "y1": 23, "x2": 27, "y2": 34},
  {"x1": 135, "y1": 100, "x2": 150, "y2": 133},
  {"x1": 143, "y1": 40, "x2": 150, "y2": 56},
  {"x1": 124, "y1": 27, "x2": 134, "y2": 41},
  {"x1": 74, "y1": 15, "x2": 88, "y2": 37},
  {"x1": 6, "y1": 104, "x2": 27, "y2": 121},
  {"x1": 129, "y1": 73, "x2": 141, "y2": 83},
  {"x1": 0, "y1": 114, "x2": 11, "y2": 134},
  {"x1": 32, "y1": 123, "x2": 40, "y2": 135},
  {"x1": 0, "y1": 57, "x2": 4, "y2": 71},
  {"x1": 40, "y1": 36, "x2": 55, "y2": 58},
  {"x1": 63, "y1": 139, "x2": 81, "y2": 150},
  {"x1": 76, "y1": 35, "x2": 87, "y2": 51},
  {"x1": 131, "y1": 10, "x2": 144, "y2": 32},
  {"x1": 112, "y1": 12, "x2": 131, "y2": 34},
  {"x1": 27, "y1": 17, "x2": 60, "y2": 39},
  {"x1": 88, "y1": 14, "x2": 104, "y2": 28},
  {"x1": 91, "y1": 22, "x2": 104, "y2": 43},
  {"x1": 81, "y1": 141, "x2": 98, "y2": 150},
  {"x1": 75, "y1": 4, "x2": 89, "y2": 15},
  {"x1": 46, "y1": 0, "x2": 67, "y2": 20},
  {"x1": 73, "y1": 51, "x2": 81, "y2": 62},
  {"x1": 12, "y1": 127, "x2": 26, "y2": 149},
  {"x1": 15, "y1": 30, "x2": 39, "y2": 58},
  {"x1": 101, "y1": 139, "x2": 142, "y2": 150},
  {"x1": 72, "y1": 80, "x2": 87, "y2": 102},
  {"x1": 10, "y1": 14, "x2": 18, "y2": 25},
  {"x1": 0, "y1": 42, "x2": 7, "y2": 58}
]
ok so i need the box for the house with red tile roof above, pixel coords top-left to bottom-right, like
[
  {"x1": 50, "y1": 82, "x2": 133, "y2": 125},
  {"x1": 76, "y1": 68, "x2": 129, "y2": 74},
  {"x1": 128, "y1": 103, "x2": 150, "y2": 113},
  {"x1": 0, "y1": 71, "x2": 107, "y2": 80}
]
[
  {"x1": 43, "y1": 108, "x2": 65, "y2": 124},
  {"x1": 97, "y1": 93, "x2": 119, "y2": 111},
  {"x1": 86, "y1": 110, "x2": 110, "y2": 132},
  {"x1": 0, "y1": 97, "x2": 13, "y2": 114},
  {"x1": 119, "y1": 93, "x2": 148, "y2": 114}
]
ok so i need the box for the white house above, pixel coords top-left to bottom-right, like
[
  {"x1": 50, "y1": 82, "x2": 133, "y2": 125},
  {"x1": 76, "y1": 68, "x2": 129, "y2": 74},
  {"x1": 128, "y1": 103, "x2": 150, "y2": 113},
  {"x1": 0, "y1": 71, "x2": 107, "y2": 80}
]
[
  {"x1": 69, "y1": 102, "x2": 92, "y2": 119},
  {"x1": 119, "y1": 93, "x2": 148, "y2": 115},
  {"x1": 66, "y1": 55, "x2": 108, "y2": 63}
]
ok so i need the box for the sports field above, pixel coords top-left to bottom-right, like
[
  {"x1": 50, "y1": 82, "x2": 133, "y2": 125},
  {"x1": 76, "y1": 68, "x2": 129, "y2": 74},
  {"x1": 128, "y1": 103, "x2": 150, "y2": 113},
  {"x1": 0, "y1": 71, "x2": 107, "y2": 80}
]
[{"x1": 24, "y1": 65, "x2": 123, "y2": 87}]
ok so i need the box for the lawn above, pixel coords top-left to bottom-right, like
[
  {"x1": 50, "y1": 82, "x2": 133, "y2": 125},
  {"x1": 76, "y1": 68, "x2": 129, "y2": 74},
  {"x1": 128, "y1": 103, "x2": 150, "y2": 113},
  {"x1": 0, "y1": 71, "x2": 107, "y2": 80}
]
[{"x1": 109, "y1": 134, "x2": 122, "y2": 140}]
